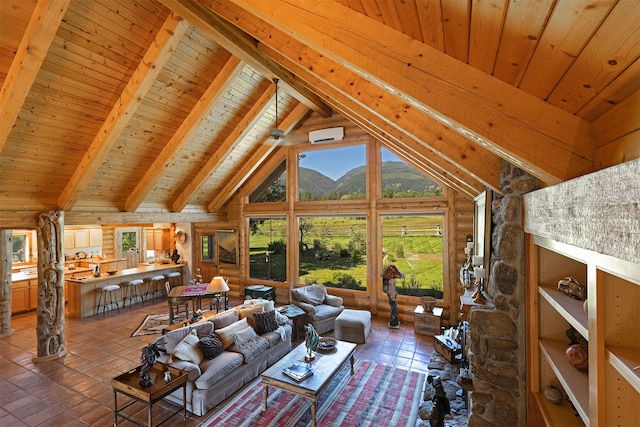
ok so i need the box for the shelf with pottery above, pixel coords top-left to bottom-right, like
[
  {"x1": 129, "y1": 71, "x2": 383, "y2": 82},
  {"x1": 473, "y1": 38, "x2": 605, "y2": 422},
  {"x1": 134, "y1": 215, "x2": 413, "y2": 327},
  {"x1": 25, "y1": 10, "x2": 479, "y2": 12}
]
[
  {"x1": 66, "y1": 263, "x2": 185, "y2": 318},
  {"x1": 528, "y1": 235, "x2": 640, "y2": 427}
]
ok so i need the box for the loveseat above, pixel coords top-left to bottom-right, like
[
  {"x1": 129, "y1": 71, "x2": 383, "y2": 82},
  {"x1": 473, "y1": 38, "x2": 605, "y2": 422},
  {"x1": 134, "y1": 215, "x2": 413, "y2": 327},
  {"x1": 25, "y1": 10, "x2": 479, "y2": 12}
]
[
  {"x1": 153, "y1": 299, "x2": 291, "y2": 416},
  {"x1": 291, "y1": 283, "x2": 344, "y2": 335}
]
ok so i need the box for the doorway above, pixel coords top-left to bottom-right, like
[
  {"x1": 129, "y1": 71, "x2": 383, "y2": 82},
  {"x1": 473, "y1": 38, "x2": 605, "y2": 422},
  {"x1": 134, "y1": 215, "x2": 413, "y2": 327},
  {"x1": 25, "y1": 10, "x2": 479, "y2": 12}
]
[{"x1": 115, "y1": 227, "x2": 141, "y2": 268}]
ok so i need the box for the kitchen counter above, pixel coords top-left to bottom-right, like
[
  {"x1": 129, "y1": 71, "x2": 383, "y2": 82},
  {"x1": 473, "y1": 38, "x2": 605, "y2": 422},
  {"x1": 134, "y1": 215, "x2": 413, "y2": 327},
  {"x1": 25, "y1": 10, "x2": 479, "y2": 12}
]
[{"x1": 66, "y1": 263, "x2": 185, "y2": 317}]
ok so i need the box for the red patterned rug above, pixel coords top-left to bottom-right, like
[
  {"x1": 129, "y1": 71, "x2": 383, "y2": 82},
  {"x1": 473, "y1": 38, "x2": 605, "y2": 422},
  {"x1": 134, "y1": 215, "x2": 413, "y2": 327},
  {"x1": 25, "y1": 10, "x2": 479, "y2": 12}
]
[{"x1": 203, "y1": 359, "x2": 425, "y2": 427}]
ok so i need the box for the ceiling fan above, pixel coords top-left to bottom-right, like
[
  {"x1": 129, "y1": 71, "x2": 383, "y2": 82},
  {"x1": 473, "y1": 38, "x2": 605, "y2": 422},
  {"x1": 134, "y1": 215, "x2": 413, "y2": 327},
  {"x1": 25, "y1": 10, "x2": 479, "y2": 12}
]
[{"x1": 269, "y1": 78, "x2": 286, "y2": 142}]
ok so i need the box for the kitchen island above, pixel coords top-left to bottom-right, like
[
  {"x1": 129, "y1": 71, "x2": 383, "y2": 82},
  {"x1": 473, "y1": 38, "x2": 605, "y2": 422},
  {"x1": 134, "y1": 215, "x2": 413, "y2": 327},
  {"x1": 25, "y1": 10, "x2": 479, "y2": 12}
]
[{"x1": 66, "y1": 263, "x2": 185, "y2": 317}]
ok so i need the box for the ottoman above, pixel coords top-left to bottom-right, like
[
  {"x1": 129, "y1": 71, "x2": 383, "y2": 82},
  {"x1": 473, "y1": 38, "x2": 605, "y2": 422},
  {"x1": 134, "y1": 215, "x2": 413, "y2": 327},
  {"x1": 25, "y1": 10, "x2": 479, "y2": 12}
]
[{"x1": 334, "y1": 309, "x2": 371, "y2": 344}]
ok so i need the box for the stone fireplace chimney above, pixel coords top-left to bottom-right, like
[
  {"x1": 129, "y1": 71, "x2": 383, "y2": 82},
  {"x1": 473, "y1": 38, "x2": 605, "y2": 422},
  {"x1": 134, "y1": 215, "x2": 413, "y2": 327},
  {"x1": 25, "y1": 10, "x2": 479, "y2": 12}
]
[{"x1": 466, "y1": 161, "x2": 538, "y2": 426}]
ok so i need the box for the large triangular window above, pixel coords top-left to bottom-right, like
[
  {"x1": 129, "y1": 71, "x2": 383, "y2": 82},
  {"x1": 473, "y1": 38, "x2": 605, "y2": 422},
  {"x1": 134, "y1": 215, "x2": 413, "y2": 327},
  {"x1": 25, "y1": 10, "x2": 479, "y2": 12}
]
[{"x1": 249, "y1": 160, "x2": 286, "y2": 203}]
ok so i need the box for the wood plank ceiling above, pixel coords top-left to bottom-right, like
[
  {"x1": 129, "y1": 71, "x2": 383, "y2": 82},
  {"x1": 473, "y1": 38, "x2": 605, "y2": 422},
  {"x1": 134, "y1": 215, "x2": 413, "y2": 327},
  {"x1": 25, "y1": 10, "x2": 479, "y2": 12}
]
[{"x1": 0, "y1": 0, "x2": 638, "y2": 226}]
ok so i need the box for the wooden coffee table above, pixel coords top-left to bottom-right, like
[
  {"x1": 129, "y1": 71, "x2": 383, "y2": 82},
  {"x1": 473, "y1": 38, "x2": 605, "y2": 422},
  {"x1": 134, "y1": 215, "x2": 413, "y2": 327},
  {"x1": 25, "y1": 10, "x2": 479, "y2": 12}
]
[
  {"x1": 112, "y1": 363, "x2": 187, "y2": 427},
  {"x1": 261, "y1": 340, "x2": 356, "y2": 427}
]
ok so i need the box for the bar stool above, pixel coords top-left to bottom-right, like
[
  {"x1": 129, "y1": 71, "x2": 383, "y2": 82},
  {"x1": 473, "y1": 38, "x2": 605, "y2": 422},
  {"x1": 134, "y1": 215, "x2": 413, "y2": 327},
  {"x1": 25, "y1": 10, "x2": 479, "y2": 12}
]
[
  {"x1": 122, "y1": 279, "x2": 144, "y2": 308},
  {"x1": 165, "y1": 271, "x2": 182, "y2": 289},
  {"x1": 145, "y1": 275, "x2": 165, "y2": 301},
  {"x1": 96, "y1": 284, "x2": 120, "y2": 316}
]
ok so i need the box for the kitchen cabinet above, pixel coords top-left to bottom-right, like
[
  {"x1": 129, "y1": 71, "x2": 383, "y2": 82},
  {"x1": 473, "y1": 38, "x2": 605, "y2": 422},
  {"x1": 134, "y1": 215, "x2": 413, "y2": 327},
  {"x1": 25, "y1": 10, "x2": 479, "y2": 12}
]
[
  {"x1": 11, "y1": 279, "x2": 39, "y2": 314},
  {"x1": 527, "y1": 235, "x2": 640, "y2": 426},
  {"x1": 11, "y1": 281, "x2": 30, "y2": 314},
  {"x1": 146, "y1": 228, "x2": 170, "y2": 251},
  {"x1": 64, "y1": 230, "x2": 75, "y2": 249},
  {"x1": 89, "y1": 228, "x2": 102, "y2": 246},
  {"x1": 74, "y1": 229, "x2": 89, "y2": 248}
]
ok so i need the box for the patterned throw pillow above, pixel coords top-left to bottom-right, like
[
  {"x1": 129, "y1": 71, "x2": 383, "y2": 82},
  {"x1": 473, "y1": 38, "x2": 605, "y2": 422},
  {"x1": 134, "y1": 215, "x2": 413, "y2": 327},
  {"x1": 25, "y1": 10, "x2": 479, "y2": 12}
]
[
  {"x1": 253, "y1": 310, "x2": 279, "y2": 335},
  {"x1": 172, "y1": 330, "x2": 204, "y2": 365},
  {"x1": 198, "y1": 333, "x2": 224, "y2": 360}
]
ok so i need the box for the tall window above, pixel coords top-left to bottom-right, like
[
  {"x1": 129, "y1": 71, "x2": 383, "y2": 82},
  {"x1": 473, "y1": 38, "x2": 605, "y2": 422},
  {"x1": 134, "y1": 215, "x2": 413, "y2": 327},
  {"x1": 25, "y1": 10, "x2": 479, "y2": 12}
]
[
  {"x1": 298, "y1": 145, "x2": 366, "y2": 200},
  {"x1": 381, "y1": 148, "x2": 442, "y2": 198},
  {"x1": 381, "y1": 215, "x2": 444, "y2": 298},
  {"x1": 12, "y1": 233, "x2": 29, "y2": 263},
  {"x1": 298, "y1": 216, "x2": 367, "y2": 290},
  {"x1": 202, "y1": 235, "x2": 215, "y2": 262},
  {"x1": 249, "y1": 217, "x2": 287, "y2": 282}
]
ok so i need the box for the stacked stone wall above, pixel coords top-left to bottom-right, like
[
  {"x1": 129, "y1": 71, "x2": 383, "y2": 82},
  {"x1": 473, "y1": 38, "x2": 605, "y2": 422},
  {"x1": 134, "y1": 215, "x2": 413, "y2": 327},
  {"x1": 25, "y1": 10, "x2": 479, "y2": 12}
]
[{"x1": 467, "y1": 161, "x2": 538, "y2": 427}]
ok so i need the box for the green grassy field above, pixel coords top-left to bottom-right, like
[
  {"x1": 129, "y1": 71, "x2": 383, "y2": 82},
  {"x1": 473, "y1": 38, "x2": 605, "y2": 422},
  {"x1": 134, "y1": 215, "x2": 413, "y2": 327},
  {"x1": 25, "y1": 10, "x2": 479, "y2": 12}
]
[{"x1": 249, "y1": 216, "x2": 444, "y2": 296}]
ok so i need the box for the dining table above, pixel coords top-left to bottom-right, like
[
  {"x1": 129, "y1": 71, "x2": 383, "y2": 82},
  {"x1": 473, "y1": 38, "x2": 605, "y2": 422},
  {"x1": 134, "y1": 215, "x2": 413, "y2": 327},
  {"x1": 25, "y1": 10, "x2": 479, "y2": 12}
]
[{"x1": 166, "y1": 284, "x2": 228, "y2": 324}]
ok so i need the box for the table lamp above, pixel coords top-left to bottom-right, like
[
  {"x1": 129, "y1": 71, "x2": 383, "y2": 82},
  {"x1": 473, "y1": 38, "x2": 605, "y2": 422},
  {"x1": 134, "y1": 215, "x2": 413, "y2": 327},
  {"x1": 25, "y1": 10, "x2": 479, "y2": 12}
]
[{"x1": 207, "y1": 277, "x2": 229, "y2": 312}]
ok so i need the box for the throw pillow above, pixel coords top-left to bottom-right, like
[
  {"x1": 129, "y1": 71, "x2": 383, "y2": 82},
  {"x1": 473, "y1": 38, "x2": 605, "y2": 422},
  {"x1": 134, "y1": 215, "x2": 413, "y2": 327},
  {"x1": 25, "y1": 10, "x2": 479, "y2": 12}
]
[
  {"x1": 172, "y1": 330, "x2": 204, "y2": 365},
  {"x1": 198, "y1": 333, "x2": 224, "y2": 360},
  {"x1": 215, "y1": 317, "x2": 249, "y2": 348},
  {"x1": 253, "y1": 309, "x2": 279, "y2": 335},
  {"x1": 232, "y1": 326, "x2": 260, "y2": 349},
  {"x1": 237, "y1": 305, "x2": 264, "y2": 328},
  {"x1": 211, "y1": 309, "x2": 240, "y2": 330}
]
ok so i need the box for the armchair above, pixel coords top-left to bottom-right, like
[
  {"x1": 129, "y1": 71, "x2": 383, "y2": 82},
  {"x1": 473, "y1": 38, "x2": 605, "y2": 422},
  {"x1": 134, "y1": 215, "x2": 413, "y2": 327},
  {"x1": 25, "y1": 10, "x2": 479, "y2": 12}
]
[{"x1": 291, "y1": 284, "x2": 345, "y2": 335}]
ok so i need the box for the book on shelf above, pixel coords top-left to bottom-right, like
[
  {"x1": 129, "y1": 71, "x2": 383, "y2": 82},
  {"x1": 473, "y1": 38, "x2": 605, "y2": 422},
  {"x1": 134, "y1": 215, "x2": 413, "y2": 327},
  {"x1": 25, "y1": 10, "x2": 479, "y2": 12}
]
[{"x1": 283, "y1": 362, "x2": 313, "y2": 382}]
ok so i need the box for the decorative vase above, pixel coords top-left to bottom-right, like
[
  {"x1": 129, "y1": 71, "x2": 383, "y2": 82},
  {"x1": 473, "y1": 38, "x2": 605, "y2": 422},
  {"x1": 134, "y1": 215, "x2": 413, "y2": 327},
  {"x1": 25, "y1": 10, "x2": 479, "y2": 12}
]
[{"x1": 565, "y1": 344, "x2": 589, "y2": 371}]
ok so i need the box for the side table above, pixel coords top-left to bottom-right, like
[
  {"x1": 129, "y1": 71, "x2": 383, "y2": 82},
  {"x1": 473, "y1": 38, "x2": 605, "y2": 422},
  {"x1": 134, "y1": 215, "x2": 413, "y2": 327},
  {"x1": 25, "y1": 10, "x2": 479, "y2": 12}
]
[
  {"x1": 277, "y1": 304, "x2": 305, "y2": 340},
  {"x1": 112, "y1": 363, "x2": 187, "y2": 427}
]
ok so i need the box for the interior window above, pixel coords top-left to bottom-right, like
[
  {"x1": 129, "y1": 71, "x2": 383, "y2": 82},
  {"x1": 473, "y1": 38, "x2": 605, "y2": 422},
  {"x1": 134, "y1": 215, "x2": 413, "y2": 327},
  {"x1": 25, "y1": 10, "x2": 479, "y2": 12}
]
[
  {"x1": 380, "y1": 147, "x2": 443, "y2": 198},
  {"x1": 298, "y1": 216, "x2": 367, "y2": 290},
  {"x1": 381, "y1": 215, "x2": 444, "y2": 298},
  {"x1": 249, "y1": 217, "x2": 287, "y2": 282},
  {"x1": 298, "y1": 145, "x2": 366, "y2": 200},
  {"x1": 202, "y1": 235, "x2": 215, "y2": 262}
]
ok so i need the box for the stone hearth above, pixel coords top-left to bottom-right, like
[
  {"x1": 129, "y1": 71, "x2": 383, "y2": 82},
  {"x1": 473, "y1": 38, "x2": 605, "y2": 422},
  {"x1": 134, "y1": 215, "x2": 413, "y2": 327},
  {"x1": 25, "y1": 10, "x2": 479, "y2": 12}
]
[{"x1": 417, "y1": 352, "x2": 469, "y2": 427}]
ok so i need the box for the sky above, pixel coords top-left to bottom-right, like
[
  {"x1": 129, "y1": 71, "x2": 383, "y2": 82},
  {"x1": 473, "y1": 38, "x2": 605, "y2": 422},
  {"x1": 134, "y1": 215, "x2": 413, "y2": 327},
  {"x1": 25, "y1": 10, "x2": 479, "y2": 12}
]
[{"x1": 299, "y1": 146, "x2": 401, "y2": 180}]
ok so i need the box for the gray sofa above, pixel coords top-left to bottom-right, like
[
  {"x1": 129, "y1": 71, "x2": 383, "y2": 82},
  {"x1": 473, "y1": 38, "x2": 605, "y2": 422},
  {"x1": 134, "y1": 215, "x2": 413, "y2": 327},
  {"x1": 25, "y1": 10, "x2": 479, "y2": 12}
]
[
  {"x1": 291, "y1": 283, "x2": 344, "y2": 335},
  {"x1": 153, "y1": 299, "x2": 291, "y2": 416}
]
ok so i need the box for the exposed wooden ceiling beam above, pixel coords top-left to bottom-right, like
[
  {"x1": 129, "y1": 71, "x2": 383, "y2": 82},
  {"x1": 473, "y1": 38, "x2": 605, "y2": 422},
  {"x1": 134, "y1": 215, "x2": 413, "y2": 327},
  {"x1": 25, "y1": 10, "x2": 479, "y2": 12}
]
[
  {"x1": 0, "y1": 0, "x2": 70, "y2": 153},
  {"x1": 57, "y1": 13, "x2": 189, "y2": 210},
  {"x1": 159, "y1": 0, "x2": 332, "y2": 118},
  {"x1": 171, "y1": 80, "x2": 275, "y2": 212},
  {"x1": 226, "y1": 0, "x2": 595, "y2": 184},
  {"x1": 208, "y1": 102, "x2": 310, "y2": 211},
  {"x1": 124, "y1": 55, "x2": 245, "y2": 212},
  {"x1": 205, "y1": 1, "x2": 496, "y2": 193}
]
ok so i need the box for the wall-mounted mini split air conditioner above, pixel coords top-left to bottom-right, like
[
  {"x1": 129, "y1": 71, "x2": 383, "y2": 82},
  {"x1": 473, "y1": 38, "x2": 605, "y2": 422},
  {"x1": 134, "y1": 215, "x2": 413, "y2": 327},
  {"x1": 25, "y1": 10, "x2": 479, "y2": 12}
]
[{"x1": 309, "y1": 127, "x2": 344, "y2": 144}]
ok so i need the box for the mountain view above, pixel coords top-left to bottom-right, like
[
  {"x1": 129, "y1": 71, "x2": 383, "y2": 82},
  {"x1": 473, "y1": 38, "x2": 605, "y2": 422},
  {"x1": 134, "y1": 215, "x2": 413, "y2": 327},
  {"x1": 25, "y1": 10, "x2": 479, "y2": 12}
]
[{"x1": 299, "y1": 161, "x2": 442, "y2": 199}]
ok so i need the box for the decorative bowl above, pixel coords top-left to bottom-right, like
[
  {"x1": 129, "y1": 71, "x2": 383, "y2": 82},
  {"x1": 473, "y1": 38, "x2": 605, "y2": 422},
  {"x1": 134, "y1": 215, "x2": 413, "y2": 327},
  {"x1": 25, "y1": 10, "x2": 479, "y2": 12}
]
[
  {"x1": 317, "y1": 337, "x2": 337, "y2": 351},
  {"x1": 107, "y1": 270, "x2": 118, "y2": 275},
  {"x1": 420, "y1": 296, "x2": 437, "y2": 312}
]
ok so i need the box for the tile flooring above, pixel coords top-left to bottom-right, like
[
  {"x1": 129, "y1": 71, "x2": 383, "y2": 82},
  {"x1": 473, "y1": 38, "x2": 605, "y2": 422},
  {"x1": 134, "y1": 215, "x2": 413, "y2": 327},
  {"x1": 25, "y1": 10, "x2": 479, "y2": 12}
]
[{"x1": 0, "y1": 298, "x2": 434, "y2": 426}]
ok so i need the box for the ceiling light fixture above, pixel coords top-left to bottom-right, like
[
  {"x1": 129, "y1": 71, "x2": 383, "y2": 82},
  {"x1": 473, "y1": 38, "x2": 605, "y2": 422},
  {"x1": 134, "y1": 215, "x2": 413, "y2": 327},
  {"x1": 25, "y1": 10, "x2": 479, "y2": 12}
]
[{"x1": 269, "y1": 78, "x2": 285, "y2": 140}]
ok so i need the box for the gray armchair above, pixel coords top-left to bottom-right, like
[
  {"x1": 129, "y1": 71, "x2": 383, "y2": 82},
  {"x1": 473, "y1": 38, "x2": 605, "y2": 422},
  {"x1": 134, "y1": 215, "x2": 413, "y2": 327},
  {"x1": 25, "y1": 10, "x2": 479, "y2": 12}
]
[{"x1": 291, "y1": 284, "x2": 345, "y2": 335}]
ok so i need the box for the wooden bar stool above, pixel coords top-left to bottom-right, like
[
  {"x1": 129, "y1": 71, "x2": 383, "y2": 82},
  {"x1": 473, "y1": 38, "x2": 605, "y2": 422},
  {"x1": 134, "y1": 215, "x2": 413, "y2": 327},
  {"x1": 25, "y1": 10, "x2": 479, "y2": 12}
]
[
  {"x1": 122, "y1": 279, "x2": 144, "y2": 308},
  {"x1": 145, "y1": 275, "x2": 165, "y2": 301},
  {"x1": 96, "y1": 284, "x2": 120, "y2": 316}
]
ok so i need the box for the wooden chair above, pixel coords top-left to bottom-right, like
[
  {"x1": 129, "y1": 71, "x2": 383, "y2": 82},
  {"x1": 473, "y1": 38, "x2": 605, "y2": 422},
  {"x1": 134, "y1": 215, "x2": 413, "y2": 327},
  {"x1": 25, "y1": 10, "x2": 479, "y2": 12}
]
[{"x1": 165, "y1": 281, "x2": 189, "y2": 324}]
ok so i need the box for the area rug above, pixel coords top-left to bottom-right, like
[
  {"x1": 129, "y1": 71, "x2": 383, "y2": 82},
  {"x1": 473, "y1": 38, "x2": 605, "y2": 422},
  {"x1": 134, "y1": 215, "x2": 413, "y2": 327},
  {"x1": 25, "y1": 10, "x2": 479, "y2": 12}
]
[
  {"x1": 131, "y1": 313, "x2": 186, "y2": 337},
  {"x1": 202, "y1": 359, "x2": 425, "y2": 427}
]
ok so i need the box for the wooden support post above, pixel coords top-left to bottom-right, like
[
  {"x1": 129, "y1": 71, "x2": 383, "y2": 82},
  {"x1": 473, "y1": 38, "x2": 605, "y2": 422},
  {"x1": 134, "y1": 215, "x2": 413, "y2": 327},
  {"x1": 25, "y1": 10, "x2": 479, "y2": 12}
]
[
  {"x1": 0, "y1": 230, "x2": 13, "y2": 337},
  {"x1": 34, "y1": 210, "x2": 67, "y2": 362}
]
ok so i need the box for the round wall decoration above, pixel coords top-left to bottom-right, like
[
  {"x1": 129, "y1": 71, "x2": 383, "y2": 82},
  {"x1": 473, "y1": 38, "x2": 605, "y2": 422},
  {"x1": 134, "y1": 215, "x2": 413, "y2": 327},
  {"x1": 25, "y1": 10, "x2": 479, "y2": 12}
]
[{"x1": 176, "y1": 231, "x2": 187, "y2": 244}]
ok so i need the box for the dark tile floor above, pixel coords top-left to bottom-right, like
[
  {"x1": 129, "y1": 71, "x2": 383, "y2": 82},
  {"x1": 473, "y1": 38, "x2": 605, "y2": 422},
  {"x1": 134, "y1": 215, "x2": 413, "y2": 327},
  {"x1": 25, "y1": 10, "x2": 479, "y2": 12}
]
[{"x1": 0, "y1": 298, "x2": 434, "y2": 426}]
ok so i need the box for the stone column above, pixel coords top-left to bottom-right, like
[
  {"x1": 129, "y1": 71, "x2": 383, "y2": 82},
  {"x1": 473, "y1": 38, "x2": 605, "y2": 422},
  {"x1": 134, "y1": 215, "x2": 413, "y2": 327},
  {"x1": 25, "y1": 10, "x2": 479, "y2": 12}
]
[
  {"x1": 467, "y1": 161, "x2": 538, "y2": 427},
  {"x1": 0, "y1": 230, "x2": 13, "y2": 337},
  {"x1": 34, "y1": 210, "x2": 67, "y2": 362}
]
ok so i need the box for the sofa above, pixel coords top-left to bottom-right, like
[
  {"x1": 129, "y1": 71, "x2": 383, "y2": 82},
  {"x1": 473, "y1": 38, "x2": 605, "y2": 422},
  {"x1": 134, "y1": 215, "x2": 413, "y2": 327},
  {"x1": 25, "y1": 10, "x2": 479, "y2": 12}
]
[
  {"x1": 291, "y1": 283, "x2": 344, "y2": 335},
  {"x1": 153, "y1": 299, "x2": 291, "y2": 416}
]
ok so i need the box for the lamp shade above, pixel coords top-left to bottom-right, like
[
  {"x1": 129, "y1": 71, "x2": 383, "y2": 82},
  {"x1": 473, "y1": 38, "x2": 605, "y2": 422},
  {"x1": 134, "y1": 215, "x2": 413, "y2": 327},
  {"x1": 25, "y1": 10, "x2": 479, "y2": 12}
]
[
  {"x1": 382, "y1": 264, "x2": 404, "y2": 279},
  {"x1": 207, "y1": 276, "x2": 229, "y2": 293}
]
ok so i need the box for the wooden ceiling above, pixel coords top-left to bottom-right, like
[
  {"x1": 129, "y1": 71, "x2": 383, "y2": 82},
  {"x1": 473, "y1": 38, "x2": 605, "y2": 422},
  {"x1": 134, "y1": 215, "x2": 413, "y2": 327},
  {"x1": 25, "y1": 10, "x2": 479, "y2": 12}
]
[{"x1": 1, "y1": 0, "x2": 638, "y2": 226}]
